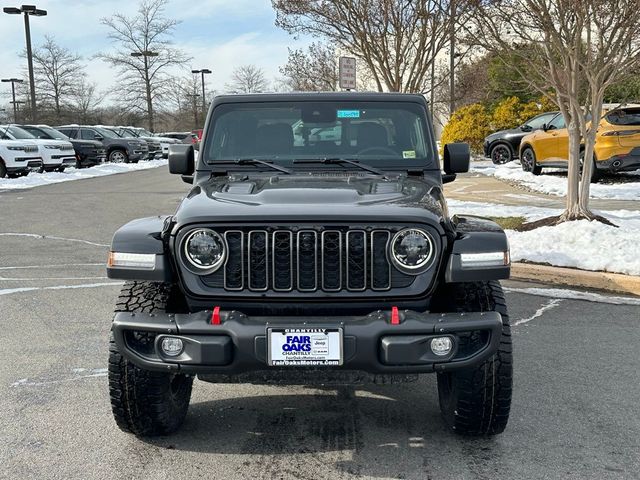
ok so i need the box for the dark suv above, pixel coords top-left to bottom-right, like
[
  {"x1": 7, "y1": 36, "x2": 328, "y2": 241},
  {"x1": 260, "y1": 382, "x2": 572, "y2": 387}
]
[
  {"x1": 106, "y1": 93, "x2": 513, "y2": 438},
  {"x1": 20, "y1": 125, "x2": 106, "y2": 168},
  {"x1": 57, "y1": 125, "x2": 148, "y2": 164},
  {"x1": 483, "y1": 111, "x2": 558, "y2": 164}
]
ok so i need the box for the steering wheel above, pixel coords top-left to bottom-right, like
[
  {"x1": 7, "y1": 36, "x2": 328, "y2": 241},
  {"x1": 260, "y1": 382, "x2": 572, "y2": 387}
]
[{"x1": 356, "y1": 146, "x2": 398, "y2": 157}]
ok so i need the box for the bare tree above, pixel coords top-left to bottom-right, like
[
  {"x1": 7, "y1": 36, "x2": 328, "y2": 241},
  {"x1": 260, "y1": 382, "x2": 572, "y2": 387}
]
[
  {"x1": 31, "y1": 35, "x2": 84, "y2": 118},
  {"x1": 98, "y1": 0, "x2": 191, "y2": 131},
  {"x1": 471, "y1": 0, "x2": 640, "y2": 223},
  {"x1": 225, "y1": 65, "x2": 269, "y2": 93},
  {"x1": 272, "y1": 0, "x2": 466, "y2": 94},
  {"x1": 280, "y1": 42, "x2": 338, "y2": 91},
  {"x1": 72, "y1": 78, "x2": 106, "y2": 124}
]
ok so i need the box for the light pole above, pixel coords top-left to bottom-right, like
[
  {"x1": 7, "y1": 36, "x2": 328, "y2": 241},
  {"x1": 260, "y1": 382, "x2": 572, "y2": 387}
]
[
  {"x1": 191, "y1": 69, "x2": 211, "y2": 121},
  {"x1": 131, "y1": 50, "x2": 159, "y2": 131},
  {"x1": 1, "y1": 78, "x2": 24, "y2": 122},
  {"x1": 3, "y1": 5, "x2": 47, "y2": 123}
]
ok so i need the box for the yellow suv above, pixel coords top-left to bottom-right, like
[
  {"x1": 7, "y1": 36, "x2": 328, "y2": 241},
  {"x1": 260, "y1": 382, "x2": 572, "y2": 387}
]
[{"x1": 519, "y1": 105, "x2": 640, "y2": 180}]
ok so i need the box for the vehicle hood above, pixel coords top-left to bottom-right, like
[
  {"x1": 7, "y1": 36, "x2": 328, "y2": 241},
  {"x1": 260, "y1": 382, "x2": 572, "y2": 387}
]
[
  {"x1": 27, "y1": 138, "x2": 74, "y2": 148},
  {"x1": 173, "y1": 174, "x2": 447, "y2": 231},
  {"x1": 485, "y1": 127, "x2": 528, "y2": 142},
  {"x1": 0, "y1": 139, "x2": 39, "y2": 148}
]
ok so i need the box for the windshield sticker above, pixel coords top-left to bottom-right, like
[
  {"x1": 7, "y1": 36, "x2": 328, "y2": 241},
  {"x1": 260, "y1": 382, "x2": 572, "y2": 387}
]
[
  {"x1": 403, "y1": 150, "x2": 416, "y2": 159},
  {"x1": 337, "y1": 109, "x2": 361, "y2": 118}
]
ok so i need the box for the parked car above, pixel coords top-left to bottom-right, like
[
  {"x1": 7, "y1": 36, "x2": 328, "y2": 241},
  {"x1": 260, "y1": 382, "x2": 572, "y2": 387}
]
[
  {"x1": 0, "y1": 124, "x2": 75, "y2": 172},
  {"x1": 20, "y1": 124, "x2": 106, "y2": 169},
  {"x1": 129, "y1": 127, "x2": 180, "y2": 158},
  {"x1": 519, "y1": 105, "x2": 640, "y2": 180},
  {"x1": 0, "y1": 133, "x2": 42, "y2": 178},
  {"x1": 191, "y1": 128, "x2": 203, "y2": 143},
  {"x1": 57, "y1": 125, "x2": 148, "y2": 164},
  {"x1": 158, "y1": 131, "x2": 191, "y2": 143},
  {"x1": 483, "y1": 111, "x2": 559, "y2": 164},
  {"x1": 98, "y1": 126, "x2": 160, "y2": 160},
  {"x1": 106, "y1": 92, "x2": 513, "y2": 438}
]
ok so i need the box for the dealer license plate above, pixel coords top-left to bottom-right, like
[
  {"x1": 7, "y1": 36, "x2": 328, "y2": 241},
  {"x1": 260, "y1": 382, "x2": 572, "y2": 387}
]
[{"x1": 267, "y1": 328, "x2": 343, "y2": 366}]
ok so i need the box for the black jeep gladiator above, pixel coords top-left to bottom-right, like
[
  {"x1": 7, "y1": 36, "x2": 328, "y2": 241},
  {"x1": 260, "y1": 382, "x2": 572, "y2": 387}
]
[{"x1": 106, "y1": 92, "x2": 513, "y2": 437}]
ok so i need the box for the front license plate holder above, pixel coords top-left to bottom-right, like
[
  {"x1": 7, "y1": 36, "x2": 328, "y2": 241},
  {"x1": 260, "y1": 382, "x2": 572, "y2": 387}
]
[{"x1": 267, "y1": 327, "x2": 343, "y2": 366}]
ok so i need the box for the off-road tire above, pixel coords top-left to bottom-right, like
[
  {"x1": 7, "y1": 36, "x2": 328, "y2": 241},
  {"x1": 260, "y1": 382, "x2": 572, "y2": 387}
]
[
  {"x1": 108, "y1": 281, "x2": 193, "y2": 436},
  {"x1": 521, "y1": 147, "x2": 542, "y2": 175},
  {"x1": 431, "y1": 281, "x2": 513, "y2": 436}
]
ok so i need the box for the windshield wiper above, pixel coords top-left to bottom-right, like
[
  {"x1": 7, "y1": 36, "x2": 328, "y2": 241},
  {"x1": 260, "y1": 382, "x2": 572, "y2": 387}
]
[
  {"x1": 294, "y1": 158, "x2": 384, "y2": 175},
  {"x1": 215, "y1": 158, "x2": 293, "y2": 174}
]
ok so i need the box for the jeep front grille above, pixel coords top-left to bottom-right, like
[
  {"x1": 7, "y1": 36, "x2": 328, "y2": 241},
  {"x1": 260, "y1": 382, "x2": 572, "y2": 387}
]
[{"x1": 213, "y1": 228, "x2": 396, "y2": 293}]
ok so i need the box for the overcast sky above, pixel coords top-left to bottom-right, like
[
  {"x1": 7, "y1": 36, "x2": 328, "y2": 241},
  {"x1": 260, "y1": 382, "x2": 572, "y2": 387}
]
[{"x1": 0, "y1": 0, "x2": 310, "y2": 101}]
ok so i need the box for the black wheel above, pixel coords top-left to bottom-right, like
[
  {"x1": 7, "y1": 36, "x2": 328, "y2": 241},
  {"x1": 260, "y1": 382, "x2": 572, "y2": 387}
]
[
  {"x1": 520, "y1": 147, "x2": 542, "y2": 175},
  {"x1": 0, "y1": 161, "x2": 6, "y2": 178},
  {"x1": 431, "y1": 281, "x2": 513, "y2": 436},
  {"x1": 109, "y1": 149, "x2": 129, "y2": 164},
  {"x1": 108, "y1": 281, "x2": 193, "y2": 437},
  {"x1": 57, "y1": 166, "x2": 66, "y2": 173},
  {"x1": 490, "y1": 144, "x2": 513, "y2": 165}
]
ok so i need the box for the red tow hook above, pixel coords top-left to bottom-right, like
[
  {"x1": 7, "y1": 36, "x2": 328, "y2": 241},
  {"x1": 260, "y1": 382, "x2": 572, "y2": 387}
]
[
  {"x1": 390, "y1": 306, "x2": 400, "y2": 325},
  {"x1": 211, "y1": 306, "x2": 222, "y2": 325}
]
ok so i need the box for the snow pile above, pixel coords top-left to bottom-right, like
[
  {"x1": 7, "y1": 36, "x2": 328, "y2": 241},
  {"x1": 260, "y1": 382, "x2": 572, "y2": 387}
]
[
  {"x1": 508, "y1": 219, "x2": 640, "y2": 275},
  {"x1": 448, "y1": 199, "x2": 640, "y2": 276},
  {"x1": 0, "y1": 159, "x2": 168, "y2": 190},
  {"x1": 470, "y1": 160, "x2": 640, "y2": 200}
]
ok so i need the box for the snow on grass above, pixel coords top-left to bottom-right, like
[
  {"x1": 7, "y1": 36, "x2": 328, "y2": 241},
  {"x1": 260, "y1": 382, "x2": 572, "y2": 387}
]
[
  {"x1": 449, "y1": 199, "x2": 640, "y2": 276},
  {"x1": 0, "y1": 159, "x2": 168, "y2": 190},
  {"x1": 470, "y1": 159, "x2": 640, "y2": 200}
]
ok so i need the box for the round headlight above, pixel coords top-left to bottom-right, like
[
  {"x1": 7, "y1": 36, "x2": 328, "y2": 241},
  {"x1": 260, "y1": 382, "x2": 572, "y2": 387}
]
[
  {"x1": 183, "y1": 229, "x2": 226, "y2": 273},
  {"x1": 390, "y1": 228, "x2": 435, "y2": 274}
]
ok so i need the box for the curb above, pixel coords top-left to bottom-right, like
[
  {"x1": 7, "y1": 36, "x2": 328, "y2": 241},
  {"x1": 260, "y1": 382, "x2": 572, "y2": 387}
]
[{"x1": 511, "y1": 263, "x2": 640, "y2": 297}]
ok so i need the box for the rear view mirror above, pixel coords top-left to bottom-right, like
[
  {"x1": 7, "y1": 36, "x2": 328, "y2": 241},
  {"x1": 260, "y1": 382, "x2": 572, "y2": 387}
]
[
  {"x1": 169, "y1": 144, "x2": 195, "y2": 176},
  {"x1": 443, "y1": 143, "x2": 470, "y2": 174}
]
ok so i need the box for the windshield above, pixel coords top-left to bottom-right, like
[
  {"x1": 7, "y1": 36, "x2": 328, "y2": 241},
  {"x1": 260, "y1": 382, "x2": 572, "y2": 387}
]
[
  {"x1": 204, "y1": 101, "x2": 435, "y2": 168},
  {"x1": 2, "y1": 126, "x2": 36, "y2": 140},
  {"x1": 40, "y1": 126, "x2": 70, "y2": 140},
  {"x1": 95, "y1": 127, "x2": 120, "y2": 139}
]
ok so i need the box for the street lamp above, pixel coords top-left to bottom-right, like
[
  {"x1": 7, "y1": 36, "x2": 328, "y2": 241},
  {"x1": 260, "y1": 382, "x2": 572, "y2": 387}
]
[
  {"x1": 1, "y1": 78, "x2": 24, "y2": 122},
  {"x1": 3, "y1": 5, "x2": 48, "y2": 123},
  {"x1": 192, "y1": 69, "x2": 212, "y2": 120},
  {"x1": 131, "y1": 50, "x2": 159, "y2": 131}
]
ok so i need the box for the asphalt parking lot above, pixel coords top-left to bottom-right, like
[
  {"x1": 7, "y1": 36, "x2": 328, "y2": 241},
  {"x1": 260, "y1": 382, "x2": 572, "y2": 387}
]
[{"x1": 1, "y1": 168, "x2": 639, "y2": 480}]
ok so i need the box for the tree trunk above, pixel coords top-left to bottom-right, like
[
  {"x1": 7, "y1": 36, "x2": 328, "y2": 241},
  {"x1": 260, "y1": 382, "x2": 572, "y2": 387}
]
[{"x1": 560, "y1": 127, "x2": 593, "y2": 221}]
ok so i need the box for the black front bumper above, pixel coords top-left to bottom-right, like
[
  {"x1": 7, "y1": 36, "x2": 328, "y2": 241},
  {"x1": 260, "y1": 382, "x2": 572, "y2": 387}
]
[{"x1": 112, "y1": 309, "x2": 503, "y2": 378}]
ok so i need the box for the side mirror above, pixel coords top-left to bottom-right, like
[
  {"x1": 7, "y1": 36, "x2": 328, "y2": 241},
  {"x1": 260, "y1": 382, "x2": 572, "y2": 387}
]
[
  {"x1": 94, "y1": 134, "x2": 103, "y2": 140},
  {"x1": 541, "y1": 124, "x2": 549, "y2": 132},
  {"x1": 520, "y1": 124, "x2": 532, "y2": 132},
  {"x1": 169, "y1": 144, "x2": 195, "y2": 175},
  {"x1": 443, "y1": 142, "x2": 470, "y2": 175}
]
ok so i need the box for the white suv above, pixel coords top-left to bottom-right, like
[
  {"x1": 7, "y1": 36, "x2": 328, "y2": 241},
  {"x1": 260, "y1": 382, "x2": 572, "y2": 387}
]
[
  {"x1": 1, "y1": 124, "x2": 76, "y2": 172},
  {"x1": 0, "y1": 135, "x2": 42, "y2": 178}
]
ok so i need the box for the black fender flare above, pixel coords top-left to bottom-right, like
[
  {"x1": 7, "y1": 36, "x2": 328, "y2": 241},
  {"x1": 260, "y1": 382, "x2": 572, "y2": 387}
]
[
  {"x1": 107, "y1": 216, "x2": 172, "y2": 282},
  {"x1": 445, "y1": 215, "x2": 510, "y2": 283}
]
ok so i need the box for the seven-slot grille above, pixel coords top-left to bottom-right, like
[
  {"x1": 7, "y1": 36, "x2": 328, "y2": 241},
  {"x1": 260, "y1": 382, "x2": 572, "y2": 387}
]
[{"x1": 217, "y1": 228, "x2": 395, "y2": 293}]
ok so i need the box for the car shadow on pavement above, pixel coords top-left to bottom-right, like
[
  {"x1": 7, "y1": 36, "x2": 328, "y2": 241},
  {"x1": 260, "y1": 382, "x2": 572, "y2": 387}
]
[{"x1": 141, "y1": 380, "x2": 504, "y2": 479}]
